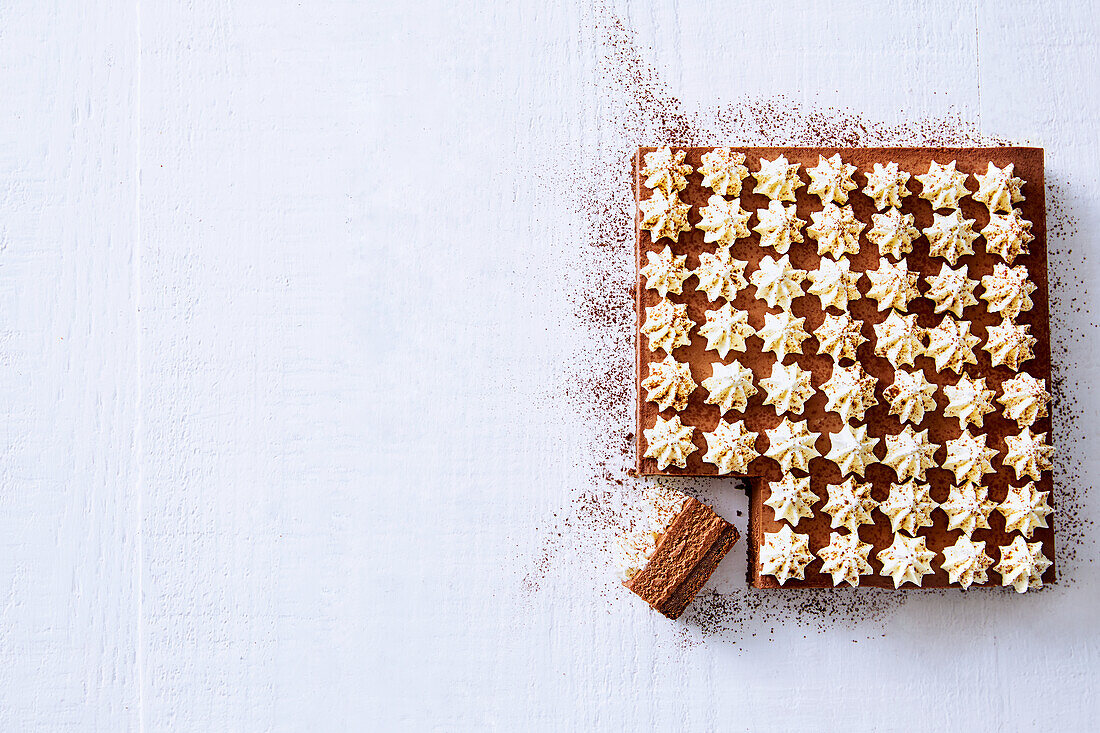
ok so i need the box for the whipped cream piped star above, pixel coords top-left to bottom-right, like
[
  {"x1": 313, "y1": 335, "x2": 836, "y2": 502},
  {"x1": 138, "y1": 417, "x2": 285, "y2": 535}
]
[
  {"x1": 997, "y1": 482, "x2": 1052, "y2": 538},
  {"x1": 807, "y1": 203, "x2": 864, "y2": 259},
  {"x1": 943, "y1": 374, "x2": 996, "y2": 429},
  {"x1": 641, "y1": 146, "x2": 692, "y2": 194},
  {"x1": 867, "y1": 208, "x2": 920, "y2": 260},
  {"x1": 751, "y1": 254, "x2": 806, "y2": 310},
  {"x1": 973, "y1": 162, "x2": 1024, "y2": 213},
  {"x1": 865, "y1": 257, "x2": 920, "y2": 313},
  {"x1": 698, "y1": 303, "x2": 753, "y2": 358},
  {"x1": 984, "y1": 319, "x2": 1036, "y2": 370},
  {"x1": 1004, "y1": 428, "x2": 1053, "y2": 481},
  {"x1": 702, "y1": 360, "x2": 757, "y2": 414},
  {"x1": 764, "y1": 474, "x2": 818, "y2": 526},
  {"x1": 981, "y1": 263, "x2": 1036, "y2": 320},
  {"x1": 699, "y1": 147, "x2": 749, "y2": 197},
  {"x1": 640, "y1": 354, "x2": 696, "y2": 412},
  {"x1": 942, "y1": 536, "x2": 994, "y2": 589},
  {"x1": 702, "y1": 419, "x2": 759, "y2": 475},
  {"x1": 983, "y1": 209, "x2": 1034, "y2": 265},
  {"x1": 752, "y1": 154, "x2": 803, "y2": 201},
  {"x1": 760, "y1": 525, "x2": 813, "y2": 585},
  {"x1": 823, "y1": 476, "x2": 877, "y2": 532},
  {"x1": 760, "y1": 361, "x2": 814, "y2": 415},
  {"x1": 696, "y1": 195, "x2": 752, "y2": 246},
  {"x1": 872, "y1": 311, "x2": 924, "y2": 368},
  {"x1": 925, "y1": 316, "x2": 980, "y2": 374},
  {"x1": 758, "y1": 311, "x2": 810, "y2": 361},
  {"x1": 821, "y1": 363, "x2": 877, "y2": 422},
  {"x1": 941, "y1": 482, "x2": 996, "y2": 536},
  {"x1": 916, "y1": 160, "x2": 970, "y2": 210},
  {"x1": 807, "y1": 154, "x2": 858, "y2": 205},
  {"x1": 884, "y1": 369, "x2": 937, "y2": 426},
  {"x1": 998, "y1": 373, "x2": 1051, "y2": 428},
  {"x1": 862, "y1": 161, "x2": 911, "y2": 210},
  {"x1": 925, "y1": 262, "x2": 978, "y2": 317},
  {"x1": 818, "y1": 532, "x2": 873, "y2": 587},
  {"x1": 764, "y1": 418, "x2": 820, "y2": 472},
  {"x1": 996, "y1": 535, "x2": 1051, "y2": 593},
  {"x1": 639, "y1": 245, "x2": 688, "y2": 297},
  {"x1": 639, "y1": 189, "x2": 692, "y2": 243},
  {"x1": 825, "y1": 425, "x2": 880, "y2": 478},
  {"x1": 693, "y1": 246, "x2": 749, "y2": 302},
  {"x1": 643, "y1": 414, "x2": 697, "y2": 470},
  {"x1": 880, "y1": 480, "x2": 938, "y2": 535},
  {"x1": 878, "y1": 534, "x2": 936, "y2": 588},
  {"x1": 882, "y1": 427, "x2": 937, "y2": 482},
  {"x1": 816, "y1": 312, "x2": 866, "y2": 363},
  {"x1": 641, "y1": 298, "x2": 694, "y2": 354},
  {"x1": 806, "y1": 256, "x2": 860, "y2": 312},
  {"x1": 924, "y1": 210, "x2": 978, "y2": 265},
  {"x1": 753, "y1": 200, "x2": 805, "y2": 254}
]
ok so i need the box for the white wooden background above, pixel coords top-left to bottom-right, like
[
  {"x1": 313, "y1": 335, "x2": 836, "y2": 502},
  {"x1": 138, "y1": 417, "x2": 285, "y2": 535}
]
[{"x1": 1, "y1": 1, "x2": 1098, "y2": 730}]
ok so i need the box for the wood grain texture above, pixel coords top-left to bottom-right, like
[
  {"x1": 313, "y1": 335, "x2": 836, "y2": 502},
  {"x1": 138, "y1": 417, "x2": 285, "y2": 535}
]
[{"x1": 0, "y1": 0, "x2": 1098, "y2": 730}]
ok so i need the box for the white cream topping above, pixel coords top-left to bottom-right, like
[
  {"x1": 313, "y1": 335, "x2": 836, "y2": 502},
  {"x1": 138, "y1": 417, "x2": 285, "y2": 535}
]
[
  {"x1": 998, "y1": 373, "x2": 1051, "y2": 428},
  {"x1": 996, "y1": 535, "x2": 1052, "y2": 593},
  {"x1": 925, "y1": 316, "x2": 980, "y2": 373},
  {"x1": 925, "y1": 262, "x2": 978, "y2": 317},
  {"x1": 825, "y1": 425, "x2": 880, "y2": 478},
  {"x1": 760, "y1": 361, "x2": 814, "y2": 415},
  {"x1": 823, "y1": 477, "x2": 877, "y2": 532},
  {"x1": 1004, "y1": 428, "x2": 1053, "y2": 481},
  {"x1": 764, "y1": 418, "x2": 820, "y2": 472},
  {"x1": 752, "y1": 155, "x2": 803, "y2": 201},
  {"x1": 696, "y1": 195, "x2": 752, "y2": 246},
  {"x1": 862, "y1": 161, "x2": 911, "y2": 210},
  {"x1": 758, "y1": 311, "x2": 810, "y2": 361},
  {"x1": 641, "y1": 298, "x2": 694, "y2": 355},
  {"x1": 693, "y1": 246, "x2": 749, "y2": 303},
  {"x1": 884, "y1": 369, "x2": 937, "y2": 426},
  {"x1": 640, "y1": 245, "x2": 689, "y2": 297},
  {"x1": 866, "y1": 208, "x2": 919, "y2": 260},
  {"x1": 639, "y1": 190, "x2": 692, "y2": 243},
  {"x1": 750, "y1": 254, "x2": 806, "y2": 310},
  {"x1": 702, "y1": 419, "x2": 759, "y2": 475},
  {"x1": 640, "y1": 354, "x2": 696, "y2": 412},
  {"x1": 865, "y1": 257, "x2": 920, "y2": 313},
  {"x1": 916, "y1": 160, "x2": 970, "y2": 210},
  {"x1": 997, "y1": 482, "x2": 1053, "y2": 538},
  {"x1": 818, "y1": 532, "x2": 873, "y2": 587},
  {"x1": 699, "y1": 147, "x2": 749, "y2": 197},
  {"x1": 944, "y1": 430, "x2": 998, "y2": 487},
  {"x1": 924, "y1": 210, "x2": 978, "y2": 266},
  {"x1": 877, "y1": 533, "x2": 936, "y2": 588},
  {"x1": 943, "y1": 374, "x2": 996, "y2": 429},
  {"x1": 973, "y1": 162, "x2": 1024, "y2": 213},
  {"x1": 816, "y1": 312, "x2": 866, "y2": 363},
  {"x1": 942, "y1": 536, "x2": 994, "y2": 589},
  {"x1": 941, "y1": 482, "x2": 995, "y2": 536},
  {"x1": 879, "y1": 480, "x2": 937, "y2": 535},
  {"x1": 882, "y1": 426, "x2": 937, "y2": 482},
  {"x1": 982, "y1": 209, "x2": 1034, "y2": 265},
  {"x1": 807, "y1": 203, "x2": 864, "y2": 259},
  {"x1": 702, "y1": 360, "x2": 758, "y2": 414},
  {"x1": 642, "y1": 414, "x2": 697, "y2": 470},
  {"x1": 752, "y1": 200, "x2": 805, "y2": 254},
  {"x1": 763, "y1": 474, "x2": 817, "y2": 526},
  {"x1": 984, "y1": 319, "x2": 1036, "y2": 370},
  {"x1": 981, "y1": 262, "x2": 1036, "y2": 320},
  {"x1": 698, "y1": 303, "x2": 753, "y2": 358},
  {"x1": 641, "y1": 147, "x2": 692, "y2": 194},
  {"x1": 807, "y1": 153, "x2": 858, "y2": 205},
  {"x1": 872, "y1": 311, "x2": 924, "y2": 368},
  {"x1": 806, "y1": 256, "x2": 860, "y2": 312},
  {"x1": 759, "y1": 525, "x2": 813, "y2": 585},
  {"x1": 821, "y1": 363, "x2": 877, "y2": 423},
  {"x1": 614, "y1": 487, "x2": 688, "y2": 580}
]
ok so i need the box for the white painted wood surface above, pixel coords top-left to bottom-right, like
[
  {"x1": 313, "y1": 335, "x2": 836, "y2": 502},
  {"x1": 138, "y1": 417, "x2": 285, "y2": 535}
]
[{"x1": 1, "y1": 1, "x2": 1098, "y2": 730}]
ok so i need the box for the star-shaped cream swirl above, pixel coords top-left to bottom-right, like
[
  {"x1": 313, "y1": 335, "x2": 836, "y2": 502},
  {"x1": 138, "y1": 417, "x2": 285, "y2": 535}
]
[
  {"x1": 698, "y1": 303, "x2": 753, "y2": 358},
  {"x1": 759, "y1": 525, "x2": 813, "y2": 585},
  {"x1": 807, "y1": 154, "x2": 858, "y2": 205},
  {"x1": 996, "y1": 535, "x2": 1052, "y2": 593},
  {"x1": 872, "y1": 312, "x2": 924, "y2": 368},
  {"x1": 760, "y1": 361, "x2": 814, "y2": 415},
  {"x1": 982, "y1": 209, "x2": 1034, "y2": 265},
  {"x1": 702, "y1": 360, "x2": 758, "y2": 414},
  {"x1": 641, "y1": 146, "x2": 692, "y2": 194},
  {"x1": 821, "y1": 363, "x2": 877, "y2": 422},
  {"x1": 640, "y1": 298, "x2": 694, "y2": 355},
  {"x1": 973, "y1": 162, "x2": 1024, "y2": 213},
  {"x1": 925, "y1": 262, "x2": 978, "y2": 317},
  {"x1": 924, "y1": 210, "x2": 978, "y2": 265},
  {"x1": 984, "y1": 319, "x2": 1036, "y2": 370},
  {"x1": 916, "y1": 160, "x2": 970, "y2": 210},
  {"x1": 758, "y1": 311, "x2": 810, "y2": 361},
  {"x1": 865, "y1": 257, "x2": 920, "y2": 313},
  {"x1": 925, "y1": 316, "x2": 980, "y2": 374},
  {"x1": 941, "y1": 482, "x2": 996, "y2": 536},
  {"x1": 752, "y1": 154, "x2": 803, "y2": 201},
  {"x1": 639, "y1": 245, "x2": 688, "y2": 297},
  {"x1": 818, "y1": 532, "x2": 873, "y2": 587},
  {"x1": 884, "y1": 369, "x2": 937, "y2": 426},
  {"x1": 943, "y1": 374, "x2": 996, "y2": 429},
  {"x1": 764, "y1": 474, "x2": 817, "y2": 526},
  {"x1": 750, "y1": 254, "x2": 806, "y2": 310},
  {"x1": 807, "y1": 203, "x2": 864, "y2": 259},
  {"x1": 997, "y1": 482, "x2": 1052, "y2": 538},
  {"x1": 752, "y1": 200, "x2": 805, "y2": 254},
  {"x1": 825, "y1": 425, "x2": 880, "y2": 478},
  {"x1": 879, "y1": 480, "x2": 937, "y2": 535},
  {"x1": 698, "y1": 147, "x2": 749, "y2": 197},
  {"x1": 981, "y1": 263, "x2": 1036, "y2": 320},
  {"x1": 806, "y1": 256, "x2": 860, "y2": 312},
  {"x1": 816, "y1": 312, "x2": 866, "y2": 363},
  {"x1": 696, "y1": 195, "x2": 751, "y2": 246},
  {"x1": 642, "y1": 414, "x2": 697, "y2": 470},
  {"x1": 882, "y1": 427, "x2": 937, "y2": 482},
  {"x1": 877, "y1": 534, "x2": 936, "y2": 588},
  {"x1": 866, "y1": 208, "x2": 920, "y2": 260},
  {"x1": 862, "y1": 161, "x2": 911, "y2": 210},
  {"x1": 998, "y1": 373, "x2": 1051, "y2": 428},
  {"x1": 640, "y1": 354, "x2": 696, "y2": 412},
  {"x1": 639, "y1": 190, "x2": 692, "y2": 243},
  {"x1": 693, "y1": 246, "x2": 749, "y2": 303},
  {"x1": 823, "y1": 476, "x2": 877, "y2": 532},
  {"x1": 702, "y1": 419, "x2": 759, "y2": 475},
  {"x1": 942, "y1": 536, "x2": 994, "y2": 589},
  {"x1": 764, "y1": 418, "x2": 820, "y2": 472},
  {"x1": 1004, "y1": 428, "x2": 1053, "y2": 481}
]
